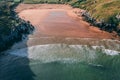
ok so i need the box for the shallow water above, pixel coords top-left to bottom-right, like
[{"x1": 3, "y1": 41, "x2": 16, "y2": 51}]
[{"x1": 1, "y1": 39, "x2": 120, "y2": 80}]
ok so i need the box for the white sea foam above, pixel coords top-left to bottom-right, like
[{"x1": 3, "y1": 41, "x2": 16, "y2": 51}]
[
  {"x1": 104, "y1": 49, "x2": 119, "y2": 56},
  {"x1": 92, "y1": 46, "x2": 119, "y2": 56},
  {"x1": 7, "y1": 44, "x2": 119, "y2": 63}
]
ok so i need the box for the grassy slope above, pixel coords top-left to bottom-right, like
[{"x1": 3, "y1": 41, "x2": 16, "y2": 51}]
[{"x1": 70, "y1": 0, "x2": 120, "y2": 25}]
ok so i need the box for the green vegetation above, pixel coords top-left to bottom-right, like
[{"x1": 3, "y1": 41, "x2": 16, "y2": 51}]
[{"x1": 75, "y1": 0, "x2": 120, "y2": 23}]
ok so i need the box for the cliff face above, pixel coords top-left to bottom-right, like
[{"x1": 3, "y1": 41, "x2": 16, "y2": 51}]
[{"x1": 0, "y1": 1, "x2": 34, "y2": 53}]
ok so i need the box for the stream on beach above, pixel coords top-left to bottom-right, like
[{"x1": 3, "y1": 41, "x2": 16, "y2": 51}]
[{"x1": 1, "y1": 9, "x2": 120, "y2": 80}]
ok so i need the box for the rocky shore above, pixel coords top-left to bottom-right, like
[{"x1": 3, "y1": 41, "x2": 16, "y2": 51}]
[{"x1": 0, "y1": 1, "x2": 34, "y2": 53}]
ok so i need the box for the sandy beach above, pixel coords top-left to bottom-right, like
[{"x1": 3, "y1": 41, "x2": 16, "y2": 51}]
[{"x1": 16, "y1": 4, "x2": 116, "y2": 39}]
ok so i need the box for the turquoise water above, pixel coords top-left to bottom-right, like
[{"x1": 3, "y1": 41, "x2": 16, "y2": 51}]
[{"x1": 1, "y1": 41, "x2": 120, "y2": 80}]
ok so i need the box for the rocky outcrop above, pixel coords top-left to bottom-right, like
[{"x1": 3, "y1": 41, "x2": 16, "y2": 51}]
[{"x1": 0, "y1": 1, "x2": 34, "y2": 53}]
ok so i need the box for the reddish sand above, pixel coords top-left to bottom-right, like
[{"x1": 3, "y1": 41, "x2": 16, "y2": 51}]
[{"x1": 16, "y1": 4, "x2": 117, "y2": 39}]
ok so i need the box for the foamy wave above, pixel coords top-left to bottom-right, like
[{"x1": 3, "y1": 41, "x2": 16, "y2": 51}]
[
  {"x1": 7, "y1": 44, "x2": 95, "y2": 62},
  {"x1": 7, "y1": 44, "x2": 120, "y2": 63},
  {"x1": 104, "y1": 49, "x2": 119, "y2": 56},
  {"x1": 92, "y1": 46, "x2": 120, "y2": 56}
]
